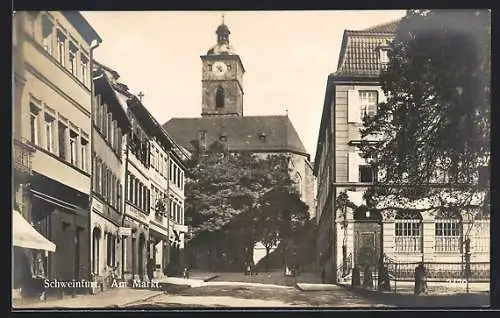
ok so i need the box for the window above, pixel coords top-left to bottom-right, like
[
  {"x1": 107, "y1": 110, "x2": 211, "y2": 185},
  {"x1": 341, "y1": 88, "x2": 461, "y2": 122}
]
[
  {"x1": 127, "y1": 174, "x2": 133, "y2": 201},
  {"x1": 296, "y1": 172, "x2": 302, "y2": 197},
  {"x1": 359, "y1": 165, "x2": 375, "y2": 183},
  {"x1": 44, "y1": 113, "x2": 55, "y2": 153},
  {"x1": 169, "y1": 162, "x2": 173, "y2": 181},
  {"x1": 359, "y1": 91, "x2": 378, "y2": 119},
  {"x1": 102, "y1": 166, "x2": 108, "y2": 199},
  {"x1": 435, "y1": 209, "x2": 462, "y2": 253},
  {"x1": 118, "y1": 183, "x2": 122, "y2": 212},
  {"x1": 215, "y1": 86, "x2": 224, "y2": 108},
  {"x1": 92, "y1": 154, "x2": 97, "y2": 191},
  {"x1": 58, "y1": 121, "x2": 67, "y2": 160},
  {"x1": 473, "y1": 217, "x2": 490, "y2": 254},
  {"x1": 81, "y1": 138, "x2": 88, "y2": 172},
  {"x1": 107, "y1": 113, "x2": 113, "y2": 145},
  {"x1": 29, "y1": 103, "x2": 40, "y2": 145},
  {"x1": 96, "y1": 160, "x2": 102, "y2": 194},
  {"x1": 80, "y1": 54, "x2": 89, "y2": 86},
  {"x1": 380, "y1": 48, "x2": 389, "y2": 65},
  {"x1": 56, "y1": 30, "x2": 66, "y2": 66},
  {"x1": 106, "y1": 234, "x2": 115, "y2": 267},
  {"x1": 69, "y1": 130, "x2": 78, "y2": 166},
  {"x1": 180, "y1": 171, "x2": 184, "y2": 190},
  {"x1": 395, "y1": 210, "x2": 423, "y2": 253},
  {"x1": 102, "y1": 104, "x2": 108, "y2": 139},
  {"x1": 69, "y1": 42, "x2": 78, "y2": 76},
  {"x1": 169, "y1": 199, "x2": 174, "y2": 219},
  {"x1": 41, "y1": 15, "x2": 53, "y2": 54},
  {"x1": 138, "y1": 183, "x2": 143, "y2": 209}
]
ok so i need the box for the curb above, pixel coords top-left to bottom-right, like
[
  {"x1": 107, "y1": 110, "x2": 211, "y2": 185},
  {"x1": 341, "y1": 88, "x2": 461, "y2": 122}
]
[{"x1": 203, "y1": 275, "x2": 219, "y2": 282}]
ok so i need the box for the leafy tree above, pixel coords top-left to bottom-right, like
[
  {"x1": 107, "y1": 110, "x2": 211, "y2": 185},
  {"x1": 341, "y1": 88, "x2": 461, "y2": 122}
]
[
  {"x1": 184, "y1": 142, "x2": 309, "y2": 270},
  {"x1": 359, "y1": 10, "x2": 490, "y2": 220}
]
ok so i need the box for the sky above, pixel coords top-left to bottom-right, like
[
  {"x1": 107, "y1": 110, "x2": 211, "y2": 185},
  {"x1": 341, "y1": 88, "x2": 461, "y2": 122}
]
[{"x1": 82, "y1": 10, "x2": 406, "y2": 159}]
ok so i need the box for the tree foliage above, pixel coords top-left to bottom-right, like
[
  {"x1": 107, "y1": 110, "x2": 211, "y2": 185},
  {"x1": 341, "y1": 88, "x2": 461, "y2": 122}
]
[
  {"x1": 184, "y1": 141, "x2": 309, "y2": 265},
  {"x1": 359, "y1": 10, "x2": 490, "y2": 212}
]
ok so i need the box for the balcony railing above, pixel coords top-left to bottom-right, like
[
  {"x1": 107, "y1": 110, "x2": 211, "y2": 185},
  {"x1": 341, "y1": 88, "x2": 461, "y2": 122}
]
[{"x1": 13, "y1": 138, "x2": 34, "y2": 176}]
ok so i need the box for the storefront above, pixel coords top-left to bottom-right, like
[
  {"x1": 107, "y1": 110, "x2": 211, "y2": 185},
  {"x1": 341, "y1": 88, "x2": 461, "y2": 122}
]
[
  {"x1": 29, "y1": 173, "x2": 90, "y2": 283},
  {"x1": 90, "y1": 197, "x2": 122, "y2": 290},
  {"x1": 122, "y1": 205, "x2": 149, "y2": 282},
  {"x1": 148, "y1": 223, "x2": 168, "y2": 278},
  {"x1": 12, "y1": 209, "x2": 56, "y2": 299}
]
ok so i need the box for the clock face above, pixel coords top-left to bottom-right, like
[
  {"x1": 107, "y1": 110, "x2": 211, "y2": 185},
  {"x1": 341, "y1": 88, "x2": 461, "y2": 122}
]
[{"x1": 212, "y1": 61, "x2": 228, "y2": 76}]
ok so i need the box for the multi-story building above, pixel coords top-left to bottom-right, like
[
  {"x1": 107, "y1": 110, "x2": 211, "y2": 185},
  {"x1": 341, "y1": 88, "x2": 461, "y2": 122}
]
[
  {"x1": 167, "y1": 143, "x2": 190, "y2": 272},
  {"x1": 12, "y1": 11, "x2": 101, "y2": 287},
  {"x1": 314, "y1": 20, "x2": 490, "y2": 283},
  {"x1": 90, "y1": 61, "x2": 131, "y2": 289},
  {"x1": 126, "y1": 94, "x2": 190, "y2": 277}
]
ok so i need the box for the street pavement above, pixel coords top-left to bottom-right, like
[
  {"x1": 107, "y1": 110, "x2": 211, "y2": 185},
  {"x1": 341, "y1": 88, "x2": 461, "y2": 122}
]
[
  {"x1": 13, "y1": 288, "x2": 162, "y2": 309},
  {"x1": 13, "y1": 271, "x2": 490, "y2": 309}
]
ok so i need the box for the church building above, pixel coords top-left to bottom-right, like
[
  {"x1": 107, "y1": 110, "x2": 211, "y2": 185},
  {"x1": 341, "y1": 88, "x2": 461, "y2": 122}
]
[{"x1": 163, "y1": 18, "x2": 316, "y2": 264}]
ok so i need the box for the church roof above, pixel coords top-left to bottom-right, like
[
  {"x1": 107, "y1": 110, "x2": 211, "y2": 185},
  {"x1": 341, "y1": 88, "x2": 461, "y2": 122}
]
[
  {"x1": 163, "y1": 115, "x2": 309, "y2": 158},
  {"x1": 334, "y1": 19, "x2": 400, "y2": 78}
]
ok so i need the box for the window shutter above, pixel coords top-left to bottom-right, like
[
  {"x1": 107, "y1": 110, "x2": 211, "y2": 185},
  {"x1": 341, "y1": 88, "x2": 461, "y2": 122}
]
[
  {"x1": 347, "y1": 90, "x2": 360, "y2": 123},
  {"x1": 348, "y1": 152, "x2": 359, "y2": 182}
]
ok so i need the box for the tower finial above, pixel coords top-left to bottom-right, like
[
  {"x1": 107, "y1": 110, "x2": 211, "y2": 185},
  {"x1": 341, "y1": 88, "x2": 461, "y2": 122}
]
[{"x1": 222, "y1": 13, "x2": 225, "y2": 25}]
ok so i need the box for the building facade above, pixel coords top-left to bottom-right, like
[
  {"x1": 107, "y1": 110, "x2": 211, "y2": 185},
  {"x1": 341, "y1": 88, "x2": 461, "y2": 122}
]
[
  {"x1": 163, "y1": 19, "x2": 315, "y2": 269},
  {"x1": 90, "y1": 62, "x2": 131, "y2": 289},
  {"x1": 314, "y1": 21, "x2": 490, "y2": 283},
  {"x1": 13, "y1": 11, "x2": 101, "y2": 285}
]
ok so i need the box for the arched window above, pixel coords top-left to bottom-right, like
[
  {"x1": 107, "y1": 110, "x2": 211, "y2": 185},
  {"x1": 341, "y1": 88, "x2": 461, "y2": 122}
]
[
  {"x1": 215, "y1": 86, "x2": 224, "y2": 108},
  {"x1": 435, "y1": 208, "x2": 462, "y2": 253},
  {"x1": 92, "y1": 227, "x2": 101, "y2": 275},
  {"x1": 395, "y1": 210, "x2": 423, "y2": 253}
]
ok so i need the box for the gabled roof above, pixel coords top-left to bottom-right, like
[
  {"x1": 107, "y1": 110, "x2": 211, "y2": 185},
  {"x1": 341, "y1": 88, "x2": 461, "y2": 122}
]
[
  {"x1": 334, "y1": 19, "x2": 400, "y2": 78},
  {"x1": 163, "y1": 115, "x2": 309, "y2": 159}
]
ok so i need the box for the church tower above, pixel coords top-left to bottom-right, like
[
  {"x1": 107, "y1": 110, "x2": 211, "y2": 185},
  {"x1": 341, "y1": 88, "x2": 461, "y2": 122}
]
[{"x1": 200, "y1": 16, "x2": 245, "y2": 117}]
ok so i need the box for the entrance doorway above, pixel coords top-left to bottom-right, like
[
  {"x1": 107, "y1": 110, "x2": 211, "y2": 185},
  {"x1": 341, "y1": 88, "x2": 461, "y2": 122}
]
[{"x1": 353, "y1": 209, "x2": 382, "y2": 269}]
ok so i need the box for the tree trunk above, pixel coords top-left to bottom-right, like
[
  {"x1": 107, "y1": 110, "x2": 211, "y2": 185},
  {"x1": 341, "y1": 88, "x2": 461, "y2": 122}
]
[{"x1": 265, "y1": 247, "x2": 270, "y2": 272}]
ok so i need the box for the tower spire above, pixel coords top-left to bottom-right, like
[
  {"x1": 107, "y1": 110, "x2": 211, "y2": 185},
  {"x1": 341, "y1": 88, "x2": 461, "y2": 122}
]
[{"x1": 216, "y1": 14, "x2": 230, "y2": 45}]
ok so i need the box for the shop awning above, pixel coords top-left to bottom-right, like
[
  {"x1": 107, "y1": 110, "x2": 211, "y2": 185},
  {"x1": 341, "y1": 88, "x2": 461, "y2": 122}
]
[{"x1": 12, "y1": 210, "x2": 56, "y2": 252}]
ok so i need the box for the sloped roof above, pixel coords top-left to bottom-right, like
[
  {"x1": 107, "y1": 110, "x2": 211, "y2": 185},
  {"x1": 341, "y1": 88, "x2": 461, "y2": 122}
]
[
  {"x1": 362, "y1": 19, "x2": 400, "y2": 33},
  {"x1": 163, "y1": 115, "x2": 309, "y2": 158},
  {"x1": 334, "y1": 19, "x2": 400, "y2": 78}
]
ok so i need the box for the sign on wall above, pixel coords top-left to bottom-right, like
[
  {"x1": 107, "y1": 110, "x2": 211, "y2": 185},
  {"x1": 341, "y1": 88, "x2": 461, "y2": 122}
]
[{"x1": 118, "y1": 227, "x2": 132, "y2": 237}]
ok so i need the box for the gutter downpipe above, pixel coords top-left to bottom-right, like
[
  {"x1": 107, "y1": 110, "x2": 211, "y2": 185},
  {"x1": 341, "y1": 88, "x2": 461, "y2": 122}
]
[{"x1": 89, "y1": 38, "x2": 100, "y2": 288}]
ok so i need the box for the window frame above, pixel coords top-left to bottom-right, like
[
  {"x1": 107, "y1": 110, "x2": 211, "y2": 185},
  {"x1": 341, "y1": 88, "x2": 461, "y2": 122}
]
[
  {"x1": 44, "y1": 112, "x2": 55, "y2": 153},
  {"x1": 359, "y1": 90, "x2": 379, "y2": 120}
]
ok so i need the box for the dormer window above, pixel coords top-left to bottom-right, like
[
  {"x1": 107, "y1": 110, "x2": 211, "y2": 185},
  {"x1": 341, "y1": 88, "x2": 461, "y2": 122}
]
[
  {"x1": 258, "y1": 132, "x2": 267, "y2": 141},
  {"x1": 379, "y1": 48, "x2": 390, "y2": 68}
]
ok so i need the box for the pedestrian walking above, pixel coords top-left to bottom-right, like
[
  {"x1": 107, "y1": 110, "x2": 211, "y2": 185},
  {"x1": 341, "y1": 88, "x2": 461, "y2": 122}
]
[{"x1": 414, "y1": 262, "x2": 428, "y2": 295}]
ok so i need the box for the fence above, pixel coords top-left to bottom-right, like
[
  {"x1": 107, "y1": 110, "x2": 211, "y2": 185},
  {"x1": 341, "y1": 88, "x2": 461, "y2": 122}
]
[{"x1": 385, "y1": 261, "x2": 490, "y2": 282}]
